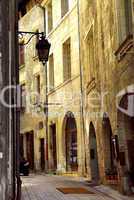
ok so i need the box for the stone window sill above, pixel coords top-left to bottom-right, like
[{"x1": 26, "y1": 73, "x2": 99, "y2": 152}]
[
  {"x1": 47, "y1": 74, "x2": 80, "y2": 96},
  {"x1": 115, "y1": 34, "x2": 133, "y2": 62}
]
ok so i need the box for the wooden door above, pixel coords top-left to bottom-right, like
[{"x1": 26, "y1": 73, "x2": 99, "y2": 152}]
[
  {"x1": 66, "y1": 128, "x2": 78, "y2": 172},
  {"x1": 26, "y1": 131, "x2": 34, "y2": 170},
  {"x1": 40, "y1": 138, "x2": 45, "y2": 170},
  {"x1": 20, "y1": 134, "x2": 24, "y2": 157},
  {"x1": 51, "y1": 124, "x2": 57, "y2": 170},
  {"x1": 127, "y1": 140, "x2": 134, "y2": 169},
  {"x1": 65, "y1": 115, "x2": 78, "y2": 172}
]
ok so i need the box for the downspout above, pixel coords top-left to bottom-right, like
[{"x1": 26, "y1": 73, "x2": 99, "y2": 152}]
[
  {"x1": 37, "y1": 4, "x2": 49, "y2": 172},
  {"x1": 76, "y1": 0, "x2": 87, "y2": 176}
]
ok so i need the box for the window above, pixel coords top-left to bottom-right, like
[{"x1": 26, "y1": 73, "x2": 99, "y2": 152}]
[
  {"x1": 117, "y1": 0, "x2": 132, "y2": 43},
  {"x1": 20, "y1": 84, "x2": 26, "y2": 112},
  {"x1": 35, "y1": 74, "x2": 40, "y2": 94},
  {"x1": 61, "y1": 0, "x2": 69, "y2": 17},
  {"x1": 47, "y1": 1, "x2": 53, "y2": 33},
  {"x1": 49, "y1": 54, "x2": 54, "y2": 90},
  {"x1": 19, "y1": 45, "x2": 24, "y2": 66},
  {"x1": 63, "y1": 38, "x2": 71, "y2": 82},
  {"x1": 38, "y1": 121, "x2": 43, "y2": 129},
  {"x1": 90, "y1": 149, "x2": 95, "y2": 159}
]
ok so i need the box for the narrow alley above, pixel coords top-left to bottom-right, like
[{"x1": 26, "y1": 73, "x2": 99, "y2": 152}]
[
  {"x1": 21, "y1": 175, "x2": 134, "y2": 200},
  {"x1": 1, "y1": 0, "x2": 134, "y2": 199}
]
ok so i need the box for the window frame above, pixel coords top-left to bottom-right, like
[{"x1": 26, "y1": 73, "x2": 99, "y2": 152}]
[
  {"x1": 46, "y1": 0, "x2": 53, "y2": 34},
  {"x1": 48, "y1": 53, "x2": 54, "y2": 91},
  {"x1": 116, "y1": 0, "x2": 133, "y2": 45},
  {"x1": 62, "y1": 37, "x2": 71, "y2": 82}
]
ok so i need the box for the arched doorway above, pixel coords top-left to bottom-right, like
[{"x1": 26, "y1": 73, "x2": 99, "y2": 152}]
[
  {"x1": 64, "y1": 112, "x2": 78, "y2": 172},
  {"x1": 102, "y1": 114, "x2": 114, "y2": 171},
  {"x1": 26, "y1": 131, "x2": 34, "y2": 170},
  {"x1": 118, "y1": 93, "x2": 134, "y2": 191},
  {"x1": 89, "y1": 122, "x2": 99, "y2": 181}
]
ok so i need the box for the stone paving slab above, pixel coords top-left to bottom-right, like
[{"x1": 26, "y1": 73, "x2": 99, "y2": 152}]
[{"x1": 21, "y1": 175, "x2": 134, "y2": 200}]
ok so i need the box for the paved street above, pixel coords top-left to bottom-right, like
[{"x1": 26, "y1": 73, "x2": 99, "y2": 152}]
[{"x1": 21, "y1": 175, "x2": 134, "y2": 200}]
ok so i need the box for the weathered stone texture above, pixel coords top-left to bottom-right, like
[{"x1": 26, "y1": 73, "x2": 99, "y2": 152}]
[
  {"x1": 19, "y1": 0, "x2": 85, "y2": 175},
  {"x1": 79, "y1": 0, "x2": 134, "y2": 194}
]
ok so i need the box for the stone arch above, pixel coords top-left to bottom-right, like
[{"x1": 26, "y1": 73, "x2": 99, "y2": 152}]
[
  {"x1": 117, "y1": 93, "x2": 134, "y2": 193},
  {"x1": 102, "y1": 113, "x2": 114, "y2": 171},
  {"x1": 89, "y1": 122, "x2": 99, "y2": 181},
  {"x1": 62, "y1": 111, "x2": 78, "y2": 172},
  {"x1": 117, "y1": 93, "x2": 134, "y2": 171}
]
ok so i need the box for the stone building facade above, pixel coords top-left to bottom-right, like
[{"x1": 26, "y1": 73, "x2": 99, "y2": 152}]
[
  {"x1": 43, "y1": 0, "x2": 85, "y2": 175},
  {"x1": 79, "y1": 0, "x2": 134, "y2": 195},
  {"x1": 19, "y1": 0, "x2": 85, "y2": 176},
  {"x1": 19, "y1": 2, "x2": 47, "y2": 171}
]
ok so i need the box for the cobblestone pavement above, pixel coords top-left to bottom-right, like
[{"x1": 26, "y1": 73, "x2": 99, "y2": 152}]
[{"x1": 21, "y1": 175, "x2": 134, "y2": 200}]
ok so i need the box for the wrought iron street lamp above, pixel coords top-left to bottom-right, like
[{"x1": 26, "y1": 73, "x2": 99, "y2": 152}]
[
  {"x1": 18, "y1": 31, "x2": 51, "y2": 61},
  {"x1": 36, "y1": 35, "x2": 51, "y2": 63}
]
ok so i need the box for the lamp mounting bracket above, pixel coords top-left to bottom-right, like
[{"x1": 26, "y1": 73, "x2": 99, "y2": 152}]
[{"x1": 18, "y1": 31, "x2": 45, "y2": 45}]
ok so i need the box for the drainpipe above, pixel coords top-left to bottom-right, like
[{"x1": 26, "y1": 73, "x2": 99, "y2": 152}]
[
  {"x1": 76, "y1": 0, "x2": 87, "y2": 176},
  {"x1": 37, "y1": 4, "x2": 49, "y2": 172}
]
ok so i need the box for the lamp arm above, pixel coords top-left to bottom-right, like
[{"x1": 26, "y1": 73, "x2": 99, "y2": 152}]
[
  {"x1": 19, "y1": 34, "x2": 35, "y2": 46},
  {"x1": 18, "y1": 31, "x2": 45, "y2": 46}
]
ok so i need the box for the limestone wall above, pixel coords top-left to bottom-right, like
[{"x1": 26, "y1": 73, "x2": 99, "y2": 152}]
[{"x1": 79, "y1": 0, "x2": 134, "y2": 186}]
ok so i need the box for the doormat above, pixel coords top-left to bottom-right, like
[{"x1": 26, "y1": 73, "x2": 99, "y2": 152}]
[{"x1": 56, "y1": 187, "x2": 94, "y2": 194}]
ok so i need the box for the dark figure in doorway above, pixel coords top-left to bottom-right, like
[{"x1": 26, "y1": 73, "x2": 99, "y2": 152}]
[
  {"x1": 129, "y1": 168, "x2": 134, "y2": 191},
  {"x1": 20, "y1": 157, "x2": 30, "y2": 176}
]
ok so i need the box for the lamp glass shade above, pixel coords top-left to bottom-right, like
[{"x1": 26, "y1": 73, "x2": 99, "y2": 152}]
[{"x1": 36, "y1": 36, "x2": 51, "y2": 62}]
